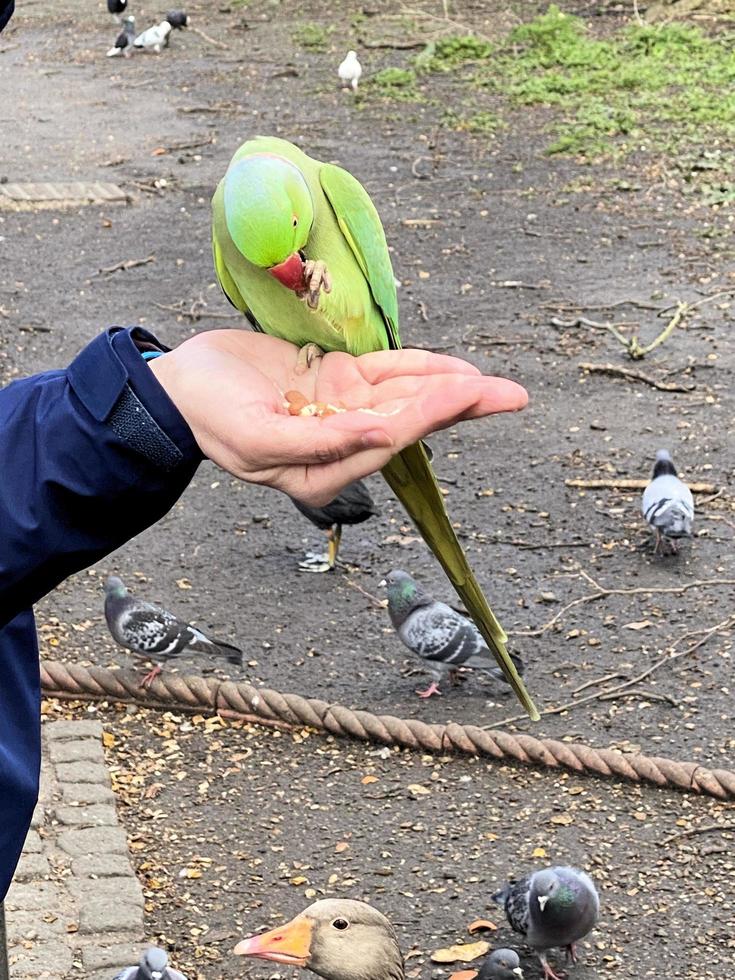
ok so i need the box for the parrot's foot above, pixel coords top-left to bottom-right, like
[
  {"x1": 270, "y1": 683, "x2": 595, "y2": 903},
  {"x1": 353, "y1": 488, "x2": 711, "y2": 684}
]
[
  {"x1": 297, "y1": 259, "x2": 332, "y2": 310},
  {"x1": 139, "y1": 664, "x2": 162, "y2": 688},
  {"x1": 294, "y1": 343, "x2": 326, "y2": 376},
  {"x1": 416, "y1": 681, "x2": 441, "y2": 699},
  {"x1": 298, "y1": 550, "x2": 333, "y2": 573}
]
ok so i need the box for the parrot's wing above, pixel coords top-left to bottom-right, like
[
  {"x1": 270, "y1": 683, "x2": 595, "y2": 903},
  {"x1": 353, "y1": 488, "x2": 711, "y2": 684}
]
[
  {"x1": 319, "y1": 164, "x2": 400, "y2": 349},
  {"x1": 212, "y1": 230, "x2": 263, "y2": 332}
]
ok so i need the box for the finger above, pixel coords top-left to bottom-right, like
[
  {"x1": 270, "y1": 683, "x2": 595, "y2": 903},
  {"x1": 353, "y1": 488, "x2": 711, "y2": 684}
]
[
  {"x1": 245, "y1": 414, "x2": 394, "y2": 469},
  {"x1": 281, "y1": 446, "x2": 399, "y2": 506},
  {"x1": 354, "y1": 348, "x2": 483, "y2": 384},
  {"x1": 360, "y1": 373, "x2": 528, "y2": 412}
]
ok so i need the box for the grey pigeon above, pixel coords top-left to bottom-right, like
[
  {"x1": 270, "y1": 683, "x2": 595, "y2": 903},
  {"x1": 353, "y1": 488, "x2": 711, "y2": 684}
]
[
  {"x1": 382, "y1": 569, "x2": 525, "y2": 698},
  {"x1": 134, "y1": 20, "x2": 172, "y2": 53},
  {"x1": 103, "y1": 576, "x2": 242, "y2": 686},
  {"x1": 641, "y1": 449, "x2": 694, "y2": 554},
  {"x1": 114, "y1": 947, "x2": 188, "y2": 980},
  {"x1": 478, "y1": 949, "x2": 524, "y2": 980},
  {"x1": 106, "y1": 15, "x2": 136, "y2": 57},
  {"x1": 292, "y1": 478, "x2": 379, "y2": 572},
  {"x1": 493, "y1": 866, "x2": 599, "y2": 980}
]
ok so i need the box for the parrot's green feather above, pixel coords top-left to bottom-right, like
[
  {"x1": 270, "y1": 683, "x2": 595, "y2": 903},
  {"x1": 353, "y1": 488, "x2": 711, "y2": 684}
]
[
  {"x1": 320, "y1": 164, "x2": 400, "y2": 350},
  {"x1": 212, "y1": 137, "x2": 539, "y2": 720}
]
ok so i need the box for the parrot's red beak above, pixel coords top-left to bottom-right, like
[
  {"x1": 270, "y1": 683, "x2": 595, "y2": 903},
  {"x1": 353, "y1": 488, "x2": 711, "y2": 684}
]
[{"x1": 268, "y1": 252, "x2": 305, "y2": 291}]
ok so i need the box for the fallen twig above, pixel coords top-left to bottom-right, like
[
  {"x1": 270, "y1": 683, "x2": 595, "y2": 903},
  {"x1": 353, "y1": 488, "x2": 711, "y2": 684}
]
[
  {"x1": 552, "y1": 316, "x2": 634, "y2": 348},
  {"x1": 492, "y1": 614, "x2": 734, "y2": 728},
  {"x1": 660, "y1": 823, "x2": 735, "y2": 846},
  {"x1": 565, "y1": 477, "x2": 717, "y2": 493},
  {"x1": 492, "y1": 280, "x2": 549, "y2": 290},
  {"x1": 578, "y1": 361, "x2": 696, "y2": 393},
  {"x1": 541, "y1": 299, "x2": 663, "y2": 313},
  {"x1": 153, "y1": 298, "x2": 240, "y2": 322},
  {"x1": 345, "y1": 579, "x2": 386, "y2": 609},
  {"x1": 92, "y1": 254, "x2": 155, "y2": 278},
  {"x1": 189, "y1": 25, "x2": 229, "y2": 49}
]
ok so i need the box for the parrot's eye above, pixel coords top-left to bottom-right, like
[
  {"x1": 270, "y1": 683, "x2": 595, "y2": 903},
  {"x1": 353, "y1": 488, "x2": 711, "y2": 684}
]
[
  {"x1": 292, "y1": 216, "x2": 298, "y2": 227},
  {"x1": 331, "y1": 918, "x2": 350, "y2": 931}
]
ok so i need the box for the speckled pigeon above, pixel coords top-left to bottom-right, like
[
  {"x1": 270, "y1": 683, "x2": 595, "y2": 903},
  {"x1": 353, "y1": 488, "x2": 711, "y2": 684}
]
[
  {"x1": 478, "y1": 949, "x2": 524, "y2": 980},
  {"x1": 292, "y1": 478, "x2": 379, "y2": 572},
  {"x1": 166, "y1": 10, "x2": 190, "y2": 29},
  {"x1": 113, "y1": 947, "x2": 188, "y2": 980},
  {"x1": 493, "y1": 866, "x2": 599, "y2": 980},
  {"x1": 383, "y1": 569, "x2": 525, "y2": 698},
  {"x1": 107, "y1": 0, "x2": 128, "y2": 23},
  {"x1": 106, "y1": 15, "x2": 136, "y2": 57},
  {"x1": 104, "y1": 576, "x2": 242, "y2": 686},
  {"x1": 641, "y1": 449, "x2": 694, "y2": 554}
]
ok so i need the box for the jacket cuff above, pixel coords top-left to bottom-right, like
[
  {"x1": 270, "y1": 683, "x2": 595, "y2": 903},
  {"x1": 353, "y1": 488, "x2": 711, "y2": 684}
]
[{"x1": 67, "y1": 327, "x2": 203, "y2": 471}]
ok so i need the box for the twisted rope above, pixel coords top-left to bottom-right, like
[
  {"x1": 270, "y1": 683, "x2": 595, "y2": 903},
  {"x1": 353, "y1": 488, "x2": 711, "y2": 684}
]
[{"x1": 40, "y1": 660, "x2": 735, "y2": 801}]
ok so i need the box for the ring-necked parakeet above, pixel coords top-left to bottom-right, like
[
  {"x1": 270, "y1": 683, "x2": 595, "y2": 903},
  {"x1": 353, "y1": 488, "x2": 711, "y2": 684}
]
[{"x1": 211, "y1": 136, "x2": 538, "y2": 719}]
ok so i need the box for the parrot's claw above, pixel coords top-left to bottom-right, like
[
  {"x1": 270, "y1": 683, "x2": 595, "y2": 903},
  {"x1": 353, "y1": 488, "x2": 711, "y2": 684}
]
[
  {"x1": 294, "y1": 342, "x2": 326, "y2": 375},
  {"x1": 297, "y1": 259, "x2": 332, "y2": 310}
]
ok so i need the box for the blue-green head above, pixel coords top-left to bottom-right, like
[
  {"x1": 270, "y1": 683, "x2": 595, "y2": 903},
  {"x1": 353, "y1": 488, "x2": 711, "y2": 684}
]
[{"x1": 223, "y1": 153, "x2": 314, "y2": 290}]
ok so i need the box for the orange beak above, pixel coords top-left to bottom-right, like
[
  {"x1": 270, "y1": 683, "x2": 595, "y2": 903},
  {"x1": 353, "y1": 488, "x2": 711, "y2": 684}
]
[{"x1": 234, "y1": 915, "x2": 313, "y2": 967}]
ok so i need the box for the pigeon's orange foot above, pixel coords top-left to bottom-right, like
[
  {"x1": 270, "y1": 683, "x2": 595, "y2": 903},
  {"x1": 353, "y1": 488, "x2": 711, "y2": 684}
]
[
  {"x1": 294, "y1": 343, "x2": 326, "y2": 376},
  {"x1": 140, "y1": 665, "x2": 162, "y2": 688},
  {"x1": 297, "y1": 259, "x2": 332, "y2": 310},
  {"x1": 416, "y1": 681, "x2": 441, "y2": 699}
]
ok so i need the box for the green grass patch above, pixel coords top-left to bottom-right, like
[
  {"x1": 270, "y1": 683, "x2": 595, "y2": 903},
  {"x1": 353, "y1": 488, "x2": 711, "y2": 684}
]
[
  {"x1": 292, "y1": 22, "x2": 332, "y2": 51},
  {"x1": 415, "y1": 5, "x2": 735, "y2": 165},
  {"x1": 363, "y1": 67, "x2": 424, "y2": 102}
]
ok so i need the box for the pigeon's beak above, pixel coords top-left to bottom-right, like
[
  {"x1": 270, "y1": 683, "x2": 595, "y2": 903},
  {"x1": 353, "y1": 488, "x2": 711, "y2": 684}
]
[
  {"x1": 378, "y1": 579, "x2": 387, "y2": 588},
  {"x1": 151, "y1": 973, "x2": 163, "y2": 980},
  {"x1": 268, "y1": 252, "x2": 305, "y2": 291},
  {"x1": 537, "y1": 895, "x2": 549, "y2": 912},
  {"x1": 234, "y1": 915, "x2": 312, "y2": 967},
  {"x1": 512, "y1": 969, "x2": 524, "y2": 979}
]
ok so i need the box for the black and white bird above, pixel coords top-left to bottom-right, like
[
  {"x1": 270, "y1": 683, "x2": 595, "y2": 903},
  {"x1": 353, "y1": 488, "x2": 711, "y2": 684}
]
[
  {"x1": 292, "y1": 479, "x2": 379, "y2": 572},
  {"x1": 113, "y1": 947, "x2": 188, "y2": 980},
  {"x1": 107, "y1": 0, "x2": 128, "y2": 23},
  {"x1": 493, "y1": 867, "x2": 599, "y2": 980},
  {"x1": 641, "y1": 449, "x2": 694, "y2": 554},
  {"x1": 103, "y1": 576, "x2": 242, "y2": 686},
  {"x1": 106, "y1": 15, "x2": 136, "y2": 57},
  {"x1": 382, "y1": 569, "x2": 525, "y2": 699},
  {"x1": 338, "y1": 50, "x2": 362, "y2": 91},
  {"x1": 166, "y1": 10, "x2": 190, "y2": 29},
  {"x1": 477, "y1": 949, "x2": 524, "y2": 980},
  {"x1": 134, "y1": 20, "x2": 172, "y2": 53}
]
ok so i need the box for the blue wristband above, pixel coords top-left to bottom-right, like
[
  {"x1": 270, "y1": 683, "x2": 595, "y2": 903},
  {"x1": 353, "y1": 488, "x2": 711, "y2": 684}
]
[{"x1": 141, "y1": 350, "x2": 165, "y2": 362}]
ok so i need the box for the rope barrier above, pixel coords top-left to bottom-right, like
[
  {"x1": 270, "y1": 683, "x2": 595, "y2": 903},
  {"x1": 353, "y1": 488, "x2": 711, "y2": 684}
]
[{"x1": 40, "y1": 660, "x2": 735, "y2": 801}]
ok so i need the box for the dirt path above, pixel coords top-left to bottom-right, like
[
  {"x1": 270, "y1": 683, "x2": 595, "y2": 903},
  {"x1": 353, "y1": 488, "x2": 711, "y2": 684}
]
[{"x1": 3, "y1": 2, "x2": 733, "y2": 977}]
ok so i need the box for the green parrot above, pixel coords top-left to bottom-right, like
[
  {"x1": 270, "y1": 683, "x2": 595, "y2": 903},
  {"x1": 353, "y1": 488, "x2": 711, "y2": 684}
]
[{"x1": 211, "y1": 136, "x2": 538, "y2": 720}]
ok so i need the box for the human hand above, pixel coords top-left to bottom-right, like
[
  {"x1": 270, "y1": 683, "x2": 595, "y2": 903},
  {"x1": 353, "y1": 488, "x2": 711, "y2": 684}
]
[{"x1": 149, "y1": 330, "x2": 527, "y2": 505}]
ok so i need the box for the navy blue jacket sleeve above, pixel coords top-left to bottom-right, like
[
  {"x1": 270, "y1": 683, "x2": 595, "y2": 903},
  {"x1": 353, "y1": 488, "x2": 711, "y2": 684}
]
[
  {"x1": 0, "y1": 326, "x2": 202, "y2": 627},
  {"x1": 0, "y1": 327, "x2": 202, "y2": 901}
]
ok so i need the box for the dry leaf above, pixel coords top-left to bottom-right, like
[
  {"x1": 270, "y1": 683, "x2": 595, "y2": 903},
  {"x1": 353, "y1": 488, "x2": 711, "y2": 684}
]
[
  {"x1": 176, "y1": 578, "x2": 192, "y2": 590},
  {"x1": 361, "y1": 775, "x2": 378, "y2": 785},
  {"x1": 550, "y1": 814, "x2": 573, "y2": 826},
  {"x1": 467, "y1": 919, "x2": 497, "y2": 934},
  {"x1": 290, "y1": 875, "x2": 308, "y2": 885},
  {"x1": 102, "y1": 731, "x2": 115, "y2": 748},
  {"x1": 151, "y1": 147, "x2": 168, "y2": 156},
  {"x1": 407, "y1": 783, "x2": 430, "y2": 796},
  {"x1": 430, "y1": 941, "x2": 490, "y2": 963},
  {"x1": 623, "y1": 620, "x2": 652, "y2": 631},
  {"x1": 335, "y1": 842, "x2": 350, "y2": 853},
  {"x1": 449, "y1": 972, "x2": 478, "y2": 980},
  {"x1": 532, "y1": 846, "x2": 547, "y2": 858},
  {"x1": 66, "y1": 923, "x2": 79, "y2": 934}
]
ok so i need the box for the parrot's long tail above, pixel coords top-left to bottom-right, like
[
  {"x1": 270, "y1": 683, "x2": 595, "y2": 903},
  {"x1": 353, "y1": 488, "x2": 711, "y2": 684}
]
[{"x1": 381, "y1": 441, "x2": 539, "y2": 720}]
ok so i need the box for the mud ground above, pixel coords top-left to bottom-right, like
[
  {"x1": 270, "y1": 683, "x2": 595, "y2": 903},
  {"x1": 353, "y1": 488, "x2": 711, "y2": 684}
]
[{"x1": 2, "y1": 1, "x2": 734, "y2": 978}]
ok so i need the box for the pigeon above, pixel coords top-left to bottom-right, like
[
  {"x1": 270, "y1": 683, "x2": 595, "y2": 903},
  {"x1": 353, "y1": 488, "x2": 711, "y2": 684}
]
[
  {"x1": 478, "y1": 949, "x2": 524, "y2": 980},
  {"x1": 103, "y1": 576, "x2": 242, "y2": 686},
  {"x1": 292, "y1": 479, "x2": 379, "y2": 573},
  {"x1": 107, "y1": 0, "x2": 128, "y2": 23},
  {"x1": 493, "y1": 867, "x2": 599, "y2": 980},
  {"x1": 114, "y1": 947, "x2": 188, "y2": 980},
  {"x1": 166, "y1": 10, "x2": 190, "y2": 29},
  {"x1": 338, "y1": 50, "x2": 362, "y2": 91},
  {"x1": 641, "y1": 449, "x2": 694, "y2": 554},
  {"x1": 382, "y1": 569, "x2": 525, "y2": 698},
  {"x1": 106, "y1": 15, "x2": 136, "y2": 57},
  {"x1": 134, "y1": 20, "x2": 172, "y2": 53}
]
